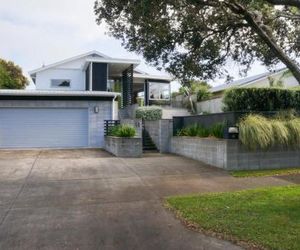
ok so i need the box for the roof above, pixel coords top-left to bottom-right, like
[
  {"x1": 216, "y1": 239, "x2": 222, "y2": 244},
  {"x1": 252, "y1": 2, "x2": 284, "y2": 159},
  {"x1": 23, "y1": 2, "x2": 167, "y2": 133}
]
[
  {"x1": 133, "y1": 73, "x2": 172, "y2": 81},
  {"x1": 29, "y1": 50, "x2": 112, "y2": 75},
  {"x1": 0, "y1": 89, "x2": 120, "y2": 98},
  {"x1": 210, "y1": 68, "x2": 288, "y2": 93}
]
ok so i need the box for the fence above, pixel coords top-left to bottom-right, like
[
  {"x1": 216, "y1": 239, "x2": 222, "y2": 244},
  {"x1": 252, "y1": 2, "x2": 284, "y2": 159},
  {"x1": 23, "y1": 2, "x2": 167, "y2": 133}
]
[
  {"x1": 104, "y1": 120, "x2": 120, "y2": 135},
  {"x1": 173, "y1": 111, "x2": 284, "y2": 137}
]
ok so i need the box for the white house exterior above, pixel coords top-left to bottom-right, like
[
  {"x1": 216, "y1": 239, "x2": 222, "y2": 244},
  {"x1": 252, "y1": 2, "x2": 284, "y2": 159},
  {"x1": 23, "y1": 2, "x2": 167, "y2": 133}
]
[
  {"x1": 0, "y1": 51, "x2": 171, "y2": 149},
  {"x1": 197, "y1": 68, "x2": 300, "y2": 114}
]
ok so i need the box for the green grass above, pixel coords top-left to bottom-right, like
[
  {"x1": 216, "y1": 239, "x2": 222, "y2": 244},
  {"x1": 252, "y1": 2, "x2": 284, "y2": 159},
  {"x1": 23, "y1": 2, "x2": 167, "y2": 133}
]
[
  {"x1": 231, "y1": 168, "x2": 300, "y2": 177},
  {"x1": 166, "y1": 186, "x2": 300, "y2": 250}
]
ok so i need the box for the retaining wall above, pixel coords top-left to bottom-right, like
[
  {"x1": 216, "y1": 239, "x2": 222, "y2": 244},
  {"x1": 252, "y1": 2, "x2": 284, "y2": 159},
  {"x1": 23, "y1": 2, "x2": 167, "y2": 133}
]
[
  {"x1": 171, "y1": 136, "x2": 300, "y2": 170},
  {"x1": 105, "y1": 136, "x2": 142, "y2": 157}
]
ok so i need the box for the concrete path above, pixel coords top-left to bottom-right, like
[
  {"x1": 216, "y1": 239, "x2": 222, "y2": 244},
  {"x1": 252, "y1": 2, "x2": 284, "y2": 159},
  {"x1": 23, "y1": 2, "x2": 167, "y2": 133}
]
[{"x1": 0, "y1": 149, "x2": 299, "y2": 250}]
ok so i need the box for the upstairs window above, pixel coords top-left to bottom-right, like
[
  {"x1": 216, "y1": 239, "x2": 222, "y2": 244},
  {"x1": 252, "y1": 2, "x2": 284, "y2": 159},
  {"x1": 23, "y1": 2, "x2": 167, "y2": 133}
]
[
  {"x1": 149, "y1": 82, "x2": 170, "y2": 100},
  {"x1": 51, "y1": 79, "x2": 71, "y2": 88}
]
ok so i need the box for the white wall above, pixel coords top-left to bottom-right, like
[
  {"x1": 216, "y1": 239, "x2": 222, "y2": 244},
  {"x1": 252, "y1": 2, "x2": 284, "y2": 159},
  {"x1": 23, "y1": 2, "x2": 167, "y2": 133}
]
[
  {"x1": 196, "y1": 97, "x2": 223, "y2": 114},
  {"x1": 35, "y1": 68, "x2": 85, "y2": 90}
]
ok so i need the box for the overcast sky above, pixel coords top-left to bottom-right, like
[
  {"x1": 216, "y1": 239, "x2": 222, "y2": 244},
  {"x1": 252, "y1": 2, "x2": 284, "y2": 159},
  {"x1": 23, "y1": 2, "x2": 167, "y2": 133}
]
[{"x1": 0, "y1": 0, "x2": 275, "y2": 90}]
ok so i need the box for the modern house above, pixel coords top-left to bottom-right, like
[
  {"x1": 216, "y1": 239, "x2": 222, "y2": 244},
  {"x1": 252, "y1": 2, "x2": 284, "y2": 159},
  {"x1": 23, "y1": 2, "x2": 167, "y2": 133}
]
[
  {"x1": 0, "y1": 51, "x2": 171, "y2": 149},
  {"x1": 197, "y1": 68, "x2": 300, "y2": 113}
]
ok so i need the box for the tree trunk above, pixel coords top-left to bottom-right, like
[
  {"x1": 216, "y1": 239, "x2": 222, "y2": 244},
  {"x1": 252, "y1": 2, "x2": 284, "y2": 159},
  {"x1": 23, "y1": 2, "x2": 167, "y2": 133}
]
[{"x1": 227, "y1": 2, "x2": 300, "y2": 84}]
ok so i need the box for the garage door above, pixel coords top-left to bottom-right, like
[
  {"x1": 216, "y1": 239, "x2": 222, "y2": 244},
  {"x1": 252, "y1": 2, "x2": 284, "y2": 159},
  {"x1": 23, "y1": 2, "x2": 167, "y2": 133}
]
[{"x1": 0, "y1": 108, "x2": 89, "y2": 148}]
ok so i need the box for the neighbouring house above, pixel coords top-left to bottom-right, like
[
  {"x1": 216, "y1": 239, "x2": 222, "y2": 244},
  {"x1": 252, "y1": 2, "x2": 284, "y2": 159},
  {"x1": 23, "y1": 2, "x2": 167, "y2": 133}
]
[
  {"x1": 197, "y1": 68, "x2": 299, "y2": 113},
  {"x1": 0, "y1": 51, "x2": 171, "y2": 149}
]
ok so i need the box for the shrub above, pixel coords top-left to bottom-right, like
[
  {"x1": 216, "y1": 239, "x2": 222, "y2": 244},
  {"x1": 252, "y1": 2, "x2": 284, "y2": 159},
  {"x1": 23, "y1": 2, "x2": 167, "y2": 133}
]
[
  {"x1": 196, "y1": 85, "x2": 212, "y2": 102},
  {"x1": 136, "y1": 106, "x2": 162, "y2": 121},
  {"x1": 239, "y1": 114, "x2": 274, "y2": 150},
  {"x1": 238, "y1": 114, "x2": 300, "y2": 150},
  {"x1": 108, "y1": 124, "x2": 136, "y2": 137},
  {"x1": 210, "y1": 122, "x2": 225, "y2": 138},
  {"x1": 177, "y1": 122, "x2": 224, "y2": 138},
  {"x1": 223, "y1": 88, "x2": 300, "y2": 112}
]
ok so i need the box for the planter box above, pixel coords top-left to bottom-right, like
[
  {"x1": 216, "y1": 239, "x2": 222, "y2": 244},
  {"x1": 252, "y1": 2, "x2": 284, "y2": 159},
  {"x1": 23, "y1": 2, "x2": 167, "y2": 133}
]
[
  {"x1": 105, "y1": 136, "x2": 142, "y2": 157},
  {"x1": 171, "y1": 136, "x2": 300, "y2": 170}
]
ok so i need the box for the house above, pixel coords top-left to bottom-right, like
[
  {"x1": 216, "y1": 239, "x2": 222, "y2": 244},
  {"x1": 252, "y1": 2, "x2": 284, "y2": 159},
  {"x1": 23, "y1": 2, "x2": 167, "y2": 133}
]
[
  {"x1": 0, "y1": 51, "x2": 171, "y2": 149},
  {"x1": 197, "y1": 68, "x2": 299, "y2": 113}
]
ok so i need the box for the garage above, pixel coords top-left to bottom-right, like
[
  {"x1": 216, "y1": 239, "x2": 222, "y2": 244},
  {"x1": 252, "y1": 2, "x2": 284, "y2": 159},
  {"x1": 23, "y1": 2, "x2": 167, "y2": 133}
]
[
  {"x1": 0, "y1": 90, "x2": 117, "y2": 149},
  {"x1": 0, "y1": 108, "x2": 89, "y2": 148}
]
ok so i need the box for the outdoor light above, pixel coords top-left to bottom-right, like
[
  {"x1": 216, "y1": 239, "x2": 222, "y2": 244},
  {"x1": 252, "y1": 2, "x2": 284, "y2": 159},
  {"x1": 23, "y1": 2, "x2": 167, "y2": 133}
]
[
  {"x1": 94, "y1": 106, "x2": 99, "y2": 113},
  {"x1": 227, "y1": 126, "x2": 239, "y2": 139}
]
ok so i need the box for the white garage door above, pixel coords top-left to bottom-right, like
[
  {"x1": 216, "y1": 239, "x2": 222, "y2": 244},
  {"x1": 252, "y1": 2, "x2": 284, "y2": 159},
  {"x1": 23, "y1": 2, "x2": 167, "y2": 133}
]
[{"x1": 0, "y1": 108, "x2": 89, "y2": 148}]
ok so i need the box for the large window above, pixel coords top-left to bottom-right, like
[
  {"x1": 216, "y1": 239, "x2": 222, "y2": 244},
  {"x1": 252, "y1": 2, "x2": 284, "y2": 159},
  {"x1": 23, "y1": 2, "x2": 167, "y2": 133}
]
[
  {"x1": 51, "y1": 79, "x2": 71, "y2": 88},
  {"x1": 148, "y1": 82, "x2": 170, "y2": 100}
]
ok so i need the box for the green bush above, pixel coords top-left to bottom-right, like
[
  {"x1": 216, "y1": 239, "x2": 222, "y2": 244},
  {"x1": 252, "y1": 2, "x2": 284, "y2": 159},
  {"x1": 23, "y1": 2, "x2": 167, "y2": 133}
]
[
  {"x1": 136, "y1": 106, "x2": 162, "y2": 121},
  {"x1": 223, "y1": 88, "x2": 300, "y2": 112},
  {"x1": 238, "y1": 114, "x2": 300, "y2": 150},
  {"x1": 210, "y1": 122, "x2": 225, "y2": 138},
  {"x1": 177, "y1": 122, "x2": 224, "y2": 138},
  {"x1": 196, "y1": 85, "x2": 211, "y2": 102},
  {"x1": 108, "y1": 124, "x2": 136, "y2": 137}
]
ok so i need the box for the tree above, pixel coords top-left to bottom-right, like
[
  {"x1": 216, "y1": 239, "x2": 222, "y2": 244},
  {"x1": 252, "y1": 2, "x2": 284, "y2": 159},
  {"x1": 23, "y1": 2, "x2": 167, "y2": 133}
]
[
  {"x1": 94, "y1": 0, "x2": 300, "y2": 84},
  {"x1": 0, "y1": 59, "x2": 28, "y2": 89}
]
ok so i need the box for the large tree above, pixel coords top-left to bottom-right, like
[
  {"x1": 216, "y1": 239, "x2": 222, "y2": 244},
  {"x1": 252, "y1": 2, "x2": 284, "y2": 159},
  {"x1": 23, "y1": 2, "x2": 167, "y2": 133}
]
[
  {"x1": 0, "y1": 59, "x2": 28, "y2": 89},
  {"x1": 94, "y1": 0, "x2": 300, "y2": 84}
]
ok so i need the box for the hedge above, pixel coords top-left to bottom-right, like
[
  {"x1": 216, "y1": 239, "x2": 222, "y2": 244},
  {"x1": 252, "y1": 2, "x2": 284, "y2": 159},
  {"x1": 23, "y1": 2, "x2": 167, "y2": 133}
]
[
  {"x1": 223, "y1": 88, "x2": 300, "y2": 112},
  {"x1": 135, "y1": 106, "x2": 162, "y2": 121}
]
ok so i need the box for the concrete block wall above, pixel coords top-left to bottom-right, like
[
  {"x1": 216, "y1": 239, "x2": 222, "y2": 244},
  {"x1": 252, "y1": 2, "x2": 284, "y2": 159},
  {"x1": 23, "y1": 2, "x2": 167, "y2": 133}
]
[
  {"x1": 171, "y1": 137, "x2": 227, "y2": 168},
  {"x1": 226, "y1": 140, "x2": 300, "y2": 170},
  {"x1": 144, "y1": 119, "x2": 173, "y2": 153},
  {"x1": 170, "y1": 136, "x2": 300, "y2": 170},
  {"x1": 105, "y1": 136, "x2": 142, "y2": 157}
]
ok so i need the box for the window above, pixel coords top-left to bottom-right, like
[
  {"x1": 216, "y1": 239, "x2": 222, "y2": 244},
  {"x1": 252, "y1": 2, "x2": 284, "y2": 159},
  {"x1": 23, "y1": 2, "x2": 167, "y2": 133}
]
[
  {"x1": 51, "y1": 79, "x2": 71, "y2": 88},
  {"x1": 149, "y1": 82, "x2": 170, "y2": 100}
]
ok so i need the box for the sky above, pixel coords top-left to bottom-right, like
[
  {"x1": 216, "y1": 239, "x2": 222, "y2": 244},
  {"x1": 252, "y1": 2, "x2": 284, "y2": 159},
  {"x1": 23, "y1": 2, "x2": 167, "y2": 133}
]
[{"x1": 0, "y1": 0, "x2": 275, "y2": 91}]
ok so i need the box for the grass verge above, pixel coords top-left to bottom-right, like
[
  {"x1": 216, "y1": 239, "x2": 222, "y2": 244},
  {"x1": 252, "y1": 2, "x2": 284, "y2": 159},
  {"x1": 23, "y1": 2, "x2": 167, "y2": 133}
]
[
  {"x1": 166, "y1": 185, "x2": 300, "y2": 250},
  {"x1": 230, "y1": 168, "x2": 300, "y2": 177}
]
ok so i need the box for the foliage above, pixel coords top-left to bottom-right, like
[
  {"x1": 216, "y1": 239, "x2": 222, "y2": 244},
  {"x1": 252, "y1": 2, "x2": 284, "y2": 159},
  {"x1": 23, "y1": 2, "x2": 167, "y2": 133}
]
[
  {"x1": 223, "y1": 88, "x2": 300, "y2": 111},
  {"x1": 196, "y1": 85, "x2": 211, "y2": 102},
  {"x1": 177, "y1": 122, "x2": 225, "y2": 138},
  {"x1": 166, "y1": 186, "x2": 300, "y2": 250},
  {"x1": 149, "y1": 99, "x2": 170, "y2": 106},
  {"x1": 135, "y1": 106, "x2": 162, "y2": 121},
  {"x1": 95, "y1": 0, "x2": 300, "y2": 83},
  {"x1": 108, "y1": 124, "x2": 136, "y2": 137},
  {"x1": 231, "y1": 168, "x2": 300, "y2": 177},
  {"x1": 210, "y1": 122, "x2": 226, "y2": 138},
  {"x1": 238, "y1": 114, "x2": 300, "y2": 150},
  {"x1": 136, "y1": 97, "x2": 144, "y2": 107},
  {"x1": 0, "y1": 59, "x2": 28, "y2": 89}
]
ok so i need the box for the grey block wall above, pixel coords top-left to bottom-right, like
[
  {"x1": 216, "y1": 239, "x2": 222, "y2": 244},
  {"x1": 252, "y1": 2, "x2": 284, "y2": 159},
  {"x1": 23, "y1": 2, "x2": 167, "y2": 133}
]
[
  {"x1": 170, "y1": 137, "x2": 300, "y2": 170},
  {"x1": 171, "y1": 137, "x2": 227, "y2": 168},
  {"x1": 0, "y1": 100, "x2": 112, "y2": 148},
  {"x1": 105, "y1": 136, "x2": 142, "y2": 157},
  {"x1": 144, "y1": 119, "x2": 173, "y2": 153}
]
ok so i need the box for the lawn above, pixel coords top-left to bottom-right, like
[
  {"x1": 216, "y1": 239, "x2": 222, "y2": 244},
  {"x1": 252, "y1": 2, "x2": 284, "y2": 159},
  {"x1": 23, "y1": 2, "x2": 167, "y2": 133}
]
[
  {"x1": 231, "y1": 168, "x2": 300, "y2": 177},
  {"x1": 166, "y1": 185, "x2": 300, "y2": 250}
]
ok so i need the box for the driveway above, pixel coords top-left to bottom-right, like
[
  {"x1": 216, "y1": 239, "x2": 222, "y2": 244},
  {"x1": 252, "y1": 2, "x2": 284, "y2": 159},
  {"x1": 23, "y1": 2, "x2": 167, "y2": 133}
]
[{"x1": 0, "y1": 149, "x2": 299, "y2": 250}]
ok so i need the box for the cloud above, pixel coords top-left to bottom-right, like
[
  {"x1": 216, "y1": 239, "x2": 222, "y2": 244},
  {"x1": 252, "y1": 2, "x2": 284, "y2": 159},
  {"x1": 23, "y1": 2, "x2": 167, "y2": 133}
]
[
  {"x1": 0, "y1": 0, "x2": 272, "y2": 91},
  {"x1": 0, "y1": 0, "x2": 165, "y2": 77}
]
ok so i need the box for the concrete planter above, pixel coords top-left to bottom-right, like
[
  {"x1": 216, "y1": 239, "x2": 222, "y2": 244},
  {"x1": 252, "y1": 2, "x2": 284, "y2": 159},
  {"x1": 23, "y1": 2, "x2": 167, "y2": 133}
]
[
  {"x1": 105, "y1": 136, "x2": 142, "y2": 157},
  {"x1": 171, "y1": 136, "x2": 300, "y2": 170}
]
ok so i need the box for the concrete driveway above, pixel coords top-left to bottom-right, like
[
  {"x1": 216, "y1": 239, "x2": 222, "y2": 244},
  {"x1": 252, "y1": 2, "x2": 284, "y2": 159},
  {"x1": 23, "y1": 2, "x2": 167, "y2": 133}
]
[{"x1": 0, "y1": 149, "x2": 299, "y2": 250}]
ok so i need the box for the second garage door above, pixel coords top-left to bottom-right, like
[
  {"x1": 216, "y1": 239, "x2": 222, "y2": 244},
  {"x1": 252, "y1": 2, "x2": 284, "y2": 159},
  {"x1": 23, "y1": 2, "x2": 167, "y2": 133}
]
[{"x1": 0, "y1": 108, "x2": 89, "y2": 148}]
